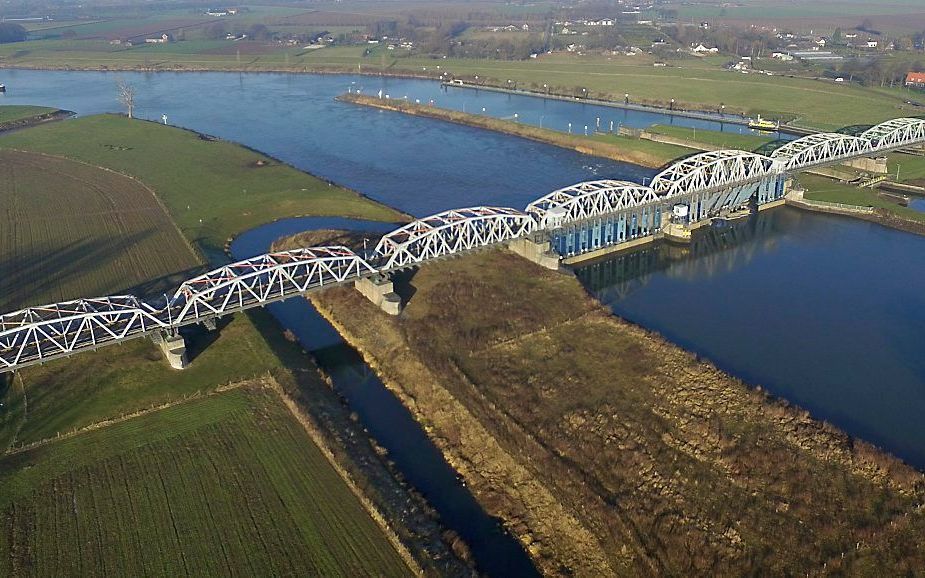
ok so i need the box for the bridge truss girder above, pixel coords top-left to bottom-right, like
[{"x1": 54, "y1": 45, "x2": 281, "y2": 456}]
[
  {"x1": 374, "y1": 207, "x2": 537, "y2": 270},
  {"x1": 771, "y1": 132, "x2": 872, "y2": 171},
  {"x1": 862, "y1": 118, "x2": 925, "y2": 151},
  {"x1": 650, "y1": 150, "x2": 779, "y2": 198},
  {"x1": 170, "y1": 246, "x2": 376, "y2": 324},
  {"x1": 0, "y1": 246, "x2": 374, "y2": 372},
  {"x1": 525, "y1": 180, "x2": 659, "y2": 228}
]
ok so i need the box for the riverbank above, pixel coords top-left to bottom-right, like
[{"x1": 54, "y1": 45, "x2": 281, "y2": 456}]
[
  {"x1": 338, "y1": 92, "x2": 687, "y2": 169},
  {"x1": 0, "y1": 105, "x2": 72, "y2": 132},
  {"x1": 793, "y1": 176, "x2": 925, "y2": 237},
  {"x1": 290, "y1": 236, "x2": 925, "y2": 575},
  {"x1": 0, "y1": 45, "x2": 914, "y2": 130}
]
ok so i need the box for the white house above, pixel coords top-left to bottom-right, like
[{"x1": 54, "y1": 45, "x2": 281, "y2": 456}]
[
  {"x1": 771, "y1": 51, "x2": 794, "y2": 61},
  {"x1": 691, "y1": 43, "x2": 719, "y2": 53},
  {"x1": 145, "y1": 34, "x2": 170, "y2": 44},
  {"x1": 866, "y1": 40, "x2": 879, "y2": 48}
]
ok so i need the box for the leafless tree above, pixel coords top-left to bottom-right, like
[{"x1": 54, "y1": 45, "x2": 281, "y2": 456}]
[{"x1": 116, "y1": 78, "x2": 136, "y2": 119}]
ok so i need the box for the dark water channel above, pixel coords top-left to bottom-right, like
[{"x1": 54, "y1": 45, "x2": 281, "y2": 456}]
[{"x1": 231, "y1": 217, "x2": 539, "y2": 576}]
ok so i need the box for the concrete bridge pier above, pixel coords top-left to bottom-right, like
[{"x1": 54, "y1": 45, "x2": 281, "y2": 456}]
[
  {"x1": 154, "y1": 331, "x2": 188, "y2": 370},
  {"x1": 843, "y1": 156, "x2": 888, "y2": 174},
  {"x1": 509, "y1": 236, "x2": 561, "y2": 270},
  {"x1": 355, "y1": 274, "x2": 402, "y2": 315}
]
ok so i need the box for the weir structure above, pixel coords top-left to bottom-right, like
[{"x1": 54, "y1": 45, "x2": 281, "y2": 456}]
[{"x1": 2, "y1": 117, "x2": 924, "y2": 373}]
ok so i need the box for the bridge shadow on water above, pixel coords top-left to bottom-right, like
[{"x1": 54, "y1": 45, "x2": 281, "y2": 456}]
[{"x1": 573, "y1": 209, "x2": 791, "y2": 301}]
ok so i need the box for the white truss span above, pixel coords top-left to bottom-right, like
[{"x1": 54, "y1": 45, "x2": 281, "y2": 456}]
[
  {"x1": 4, "y1": 116, "x2": 925, "y2": 373},
  {"x1": 861, "y1": 118, "x2": 925, "y2": 150},
  {"x1": 0, "y1": 296, "x2": 167, "y2": 370},
  {"x1": 650, "y1": 150, "x2": 779, "y2": 198},
  {"x1": 374, "y1": 206, "x2": 536, "y2": 270},
  {"x1": 526, "y1": 180, "x2": 659, "y2": 227},
  {"x1": 0, "y1": 246, "x2": 373, "y2": 371},
  {"x1": 771, "y1": 133, "x2": 871, "y2": 171},
  {"x1": 169, "y1": 246, "x2": 375, "y2": 324}
]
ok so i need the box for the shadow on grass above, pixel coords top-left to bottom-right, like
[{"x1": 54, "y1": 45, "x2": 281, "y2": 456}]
[{"x1": 0, "y1": 231, "x2": 159, "y2": 312}]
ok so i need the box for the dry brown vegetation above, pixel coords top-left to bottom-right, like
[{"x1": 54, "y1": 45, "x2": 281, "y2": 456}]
[
  {"x1": 304, "y1": 245, "x2": 925, "y2": 576},
  {"x1": 0, "y1": 149, "x2": 201, "y2": 312}
]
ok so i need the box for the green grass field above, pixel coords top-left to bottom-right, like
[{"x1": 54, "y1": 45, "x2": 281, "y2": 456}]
[
  {"x1": 0, "y1": 115, "x2": 403, "y2": 253},
  {"x1": 0, "y1": 105, "x2": 58, "y2": 125},
  {"x1": 801, "y1": 174, "x2": 925, "y2": 223},
  {"x1": 0, "y1": 384, "x2": 410, "y2": 577},
  {"x1": 645, "y1": 124, "x2": 775, "y2": 152},
  {"x1": 0, "y1": 149, "x2": 201, "y2": 312}
]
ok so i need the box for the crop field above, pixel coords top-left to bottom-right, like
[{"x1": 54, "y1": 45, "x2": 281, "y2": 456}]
[
  {"x1": 0, "y1": 149, "x2": 201, "y2": 312},
  {"x1": 668, "y1": 0, "x2": 925, "y2": 34},
  {"x1": 0, "y1": 384, "x2": 411, "y2": 577},
  {"x1": 0, "y1": 116, "x2": 404, "y2": 252}
]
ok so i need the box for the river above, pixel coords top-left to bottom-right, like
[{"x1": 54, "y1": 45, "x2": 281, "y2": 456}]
[
  {"x1": 575, "y1": 209, "x2": 925, "y2": 468},
  {"x1": 4, "y1": 68, "x2": 925, "y2": 568}
]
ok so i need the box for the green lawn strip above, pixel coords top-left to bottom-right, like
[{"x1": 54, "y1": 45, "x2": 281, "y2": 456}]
[
  {"x1": 645, "y1": 124, "x2": 774, "y2": 152},
  {"x1": 6, "y1": 310, "x2": 286, "y2": 446},
  {"x1": 801, "y1": 174, "x2": 925, "y2": 223},
  {"x1": 0, "y1": 386, "x2": 409, "y2": 576},
  {"x1": 587, "y1": 132, "x2": 691, "y2": 165},
  {"x1": 0, "y1": 114, "x2": 403, "y2": 252},
  {"x1": 0, "y1": 105, "x2": 58, "y2": 124},
  {"x1": 887, "y1": 153, "x2": 925, "y2": 183}
]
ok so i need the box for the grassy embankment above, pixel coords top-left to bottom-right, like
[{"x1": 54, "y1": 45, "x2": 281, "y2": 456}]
[
  {"x1": 0, "y1": 383, "x2": 411, "y2": 577},
  {"x1": 644, "y1": 123, "x2": 776, "y2": 152},
  {"x1": 0, "y1": 116, "x2": 417, "y2": 575},
  {"x1": 339, "y1": 93, "x2": 689, "y2": 168},
  {"x1": 799, "y1": 174, "x2": 925, "y2": 236},
  {"x1": 288, "y1": 232, "x2": 925, "y2": 576},
  {"x1": 0, "y1": 114, "x2": 403, "y2": 254},
  {"x1": 0, "y1": 40, "x2": 918, "y2": 129},
  {"x1": 0, "y1": 105, "x2": 70, "y2": 132}
]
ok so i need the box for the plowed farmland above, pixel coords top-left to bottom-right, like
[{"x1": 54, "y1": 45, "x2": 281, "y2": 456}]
[
  {"x1": 0, "y1": 149, "x2": 202, "y2": 312},
  {"x1": 0, "y1": 383, "x2": 411, "y2": 577}
]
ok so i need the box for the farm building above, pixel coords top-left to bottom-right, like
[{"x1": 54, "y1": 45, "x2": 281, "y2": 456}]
[{"x1": 905, "y1": 72, "x2": 925, "y2": 89}]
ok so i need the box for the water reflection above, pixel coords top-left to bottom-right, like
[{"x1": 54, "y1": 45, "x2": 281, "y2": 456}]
[
  {"x1": 576, "y1": 211, "x2": 786, "y2": 300},
  {"x1": 575, "y1": 207, "x2": 925, "y2": 469}
]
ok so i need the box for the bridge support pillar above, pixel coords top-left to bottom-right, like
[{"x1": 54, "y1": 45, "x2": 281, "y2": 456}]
[
  {"x1": 154, "y1": 331, "x2": 188, "y2": 370},
  {"x1": 508, "y1": 237, "x2": 560, "y2": 270},
  {"x1": 355, "y1": 275, "x2": 402, "y2": 315},
  {"x1": 843, "y1": 156, "x2": 888, "y2": 174}
]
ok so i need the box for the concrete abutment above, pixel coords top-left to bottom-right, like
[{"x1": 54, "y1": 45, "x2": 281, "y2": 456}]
[
  {"x1": 508, "y1": 237, "x2": 561, "y2": 270},
  {"x1": 355, "y1": 275, "x2": 403, "y2": 315},
  {"x1": 154, "y1": 331, "x2": 188, "y2": 370}
]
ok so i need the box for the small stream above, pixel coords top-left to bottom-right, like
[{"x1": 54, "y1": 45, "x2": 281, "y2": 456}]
[{"x1": 231, "y1": 217, "x2": 539, "y2": 577}]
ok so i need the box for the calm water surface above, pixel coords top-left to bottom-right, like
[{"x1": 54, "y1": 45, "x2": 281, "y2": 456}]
[
  {"x1": 576, "y1": 209, "x2": 925, "y2": 468},
  {"x1": 0, "y1": 69, "x2": 660, "y2": 216}
]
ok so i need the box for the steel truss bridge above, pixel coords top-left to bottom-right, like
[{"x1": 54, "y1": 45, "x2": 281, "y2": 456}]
[{"x1": 3, "y1": 117, "x2": 924, "y2": 373}]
